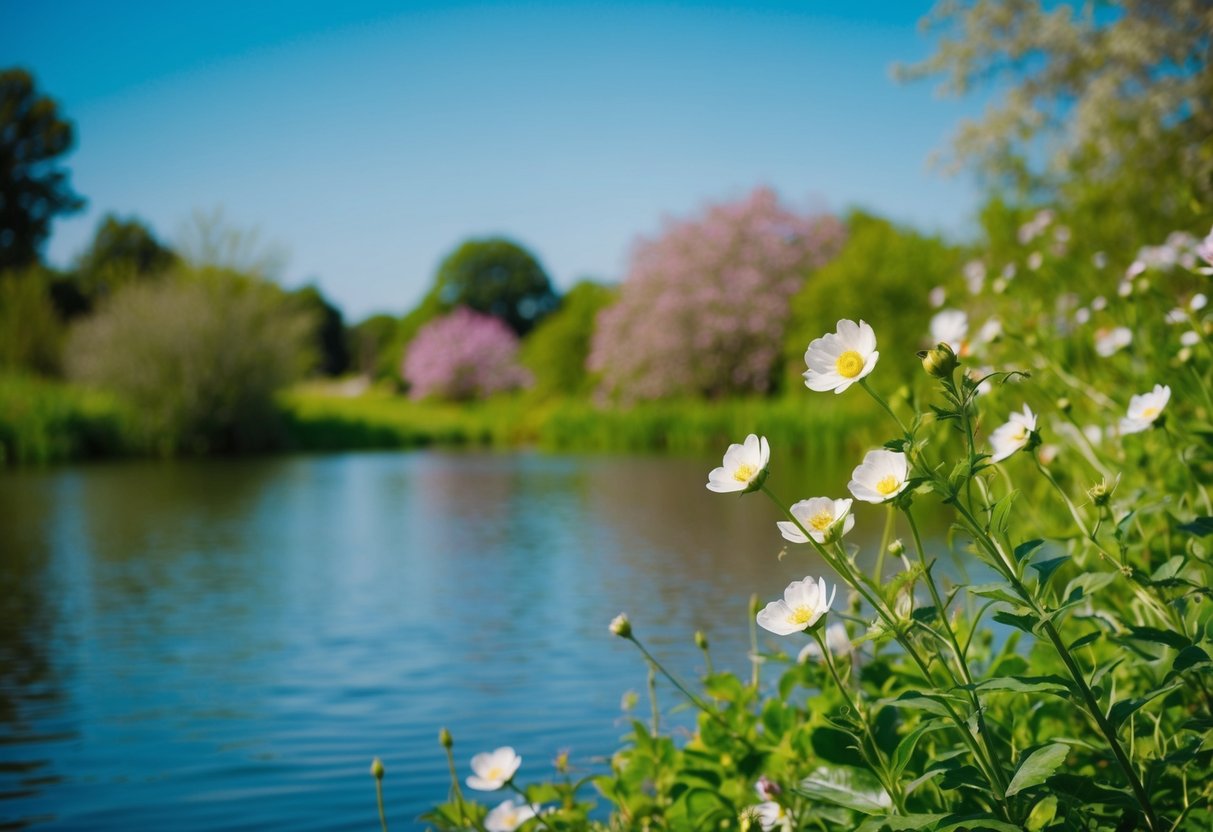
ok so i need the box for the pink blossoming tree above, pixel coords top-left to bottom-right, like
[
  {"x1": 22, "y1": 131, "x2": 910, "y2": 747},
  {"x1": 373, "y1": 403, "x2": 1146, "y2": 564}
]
[
  {"x1": 588, "y1": 187, "x2": 845, "y2": 401},
  {"x1": 401, "y1": 307, "x2": 532, "y2": 400}
]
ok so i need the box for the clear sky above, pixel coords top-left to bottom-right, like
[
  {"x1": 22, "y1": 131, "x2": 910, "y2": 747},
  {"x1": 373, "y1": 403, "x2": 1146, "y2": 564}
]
[{"x1": 3, "y1": 0, "x2": 986, "y2": 321}]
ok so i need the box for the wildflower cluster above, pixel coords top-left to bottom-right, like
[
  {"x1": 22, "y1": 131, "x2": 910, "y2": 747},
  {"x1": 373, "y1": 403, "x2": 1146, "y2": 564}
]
[{"x1": 403, "y1": 221, "x2": 1213, "y2": 831}]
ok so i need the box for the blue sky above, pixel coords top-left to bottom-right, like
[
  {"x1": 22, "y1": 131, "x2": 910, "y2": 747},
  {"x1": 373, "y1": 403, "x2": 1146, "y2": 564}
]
[{"x1": 3, "y1": 1, "x2": 986, "y2": 320}]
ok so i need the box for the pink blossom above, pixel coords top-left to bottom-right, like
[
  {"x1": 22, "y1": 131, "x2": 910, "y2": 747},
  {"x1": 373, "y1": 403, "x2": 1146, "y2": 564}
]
[{"x1": 402, "y1": 307, "x2": 532, "y2": 400}]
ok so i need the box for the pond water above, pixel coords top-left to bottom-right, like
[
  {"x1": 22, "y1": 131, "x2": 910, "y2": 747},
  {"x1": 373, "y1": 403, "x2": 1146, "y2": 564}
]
[{"x1": 0, "y1": 449, "x2": 923, "y2": 830}]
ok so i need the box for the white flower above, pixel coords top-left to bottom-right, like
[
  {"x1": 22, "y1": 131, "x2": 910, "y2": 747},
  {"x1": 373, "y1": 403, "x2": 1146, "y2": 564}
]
[
  {"x1": 752, "y1": 801, "x2": 792, "y2": 832},
  {"x1": 1181, "y1": 330, "x2": 1201, "y2": 347},
  {"x1": 706, "y1": 434, "x2": 770, "y2": 493},
  {"x1": 928, "y1": 285, "x2": 946, "y2": 308},
  {"x1": 777, "y1": 498, "x2": 854, "y2": 545},
  {"x1": 930, "y1": 309, "x2": 969, "y2": 354},
  {"x1": 608, "y1": 613, "x2": 631, "y2": 638},
  {"x1": 1094, "y1": 326, "x2": 1132, "y2": 357},
  {"x1": 1082, "y1": 424, "x2": 1103, "y2": 445},
  {"x1": 989, "y1": 405, "x2": 1037, "y2": 463},
  {"x1": 1119, "y1": 384, "x2": 1171, "y2": 435},
  {"x1": 797, "y1": 622, "x2": 852, "y2": 663},
  {"x1": 1027, "y1": 251, "x2": 1043, "y2": 271},
  {"x1": 467, "y1": 747, "x2": 522, "y2": 791},
  {"x1": 1091, "y1": 295, "x2": 1108, "y2": 311},
  {"x1": 485, "y1": 799, "x2": 537, "y2": 832},
  {"x1": 977, "y1": 316, "x2": 1002, "y2": 345},
  {"x1": 1092, "y1": 251, "x2": 1108, "y2": 269},
  {"x1": 756, "y1": 576, "x2": 836, "y2": 636},
  {"x1": 964, "y1": 260, "x2": 986, "y2": 294},
  {"x1": 848, "y1": 449, "x2": 909, "y2": 504},
  {"x1": 1166, "y1": 308, "x2": 1187, "y2": 325},
  {"x1": 803, "y1": 319, "x2": 879, "y2": 394},
  {"x1": 1191, "y1": 293, "x2": 1208, "y2": 311},
  {"x1": 1074, "y1": 307, "x2": 1091, "y2": 325}
]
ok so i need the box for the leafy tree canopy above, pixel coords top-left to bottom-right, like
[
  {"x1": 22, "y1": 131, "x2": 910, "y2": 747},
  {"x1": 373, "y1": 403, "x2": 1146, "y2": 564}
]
[
  {"x1": 0, "y1": 68, "x2": 85, "y2": 270},
  {"x1": 75, "y1": 213, "x2": 178, "y2": 299},
  {"x1": 899, "y1": 0, "x2": 1213, "y2": 246},
  {"x1": 430, "y1": 237, "x2": 559, "y2": 336}
]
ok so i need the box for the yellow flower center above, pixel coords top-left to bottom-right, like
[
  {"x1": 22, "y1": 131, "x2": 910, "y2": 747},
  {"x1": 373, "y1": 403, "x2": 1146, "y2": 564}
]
[
  {"x1": 1141, "y1": 406, "x2": 1159, "y2": 419},
  {"x1": 876, "y1": 475, "x2": 901, "y2": 496},
  {"x1": 1011, "y1": 425, "x2": 1028, "y2": 441},
  {"x1": 486, "y1": 767, "x2": 503, "y2": 781},
  {"x1": 733, "y1": 463, "x2": 757, "y2": 482},
  {"x1": 836, "y1": 350, "x2": 864, "y2": 379},
  {"x1": 788, "y1": 606, "x2": 815, "y2": 625},
  {"x1": 809, "y1": 510, "x2": 835, "y2": 531}
]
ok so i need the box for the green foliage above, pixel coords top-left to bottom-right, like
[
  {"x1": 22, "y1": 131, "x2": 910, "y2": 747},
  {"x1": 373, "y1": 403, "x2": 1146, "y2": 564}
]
[
  {"x1": 900, "y1": 1, "x2": 1213, "y2": 247},
  {"x1": 0, "y1": 373, "x2": 134, "y2": 465},
  {"x1": 784, "y1": 212, "x2": 966, "y2": 386},
  {"x1": 65, "y1": 270, "x2": 315, "y2": 455},
  {"x1": 74, "y1": 213, "x2": 177, "y2": 296},
  {"x1": 520, "y1": 280, "x2": 616, "y2": 397},
  {"x1": 411, "y1": 224, "x2": 1213, "y2": 831},
  {"x1": 0, "y1": 68, "x2": 84, "y2": 270},
  {"x1": 287, "y1": 284, "x2": 349, "y2": 377},
  {"x1": 0, "y1": 268, "x2": 63, "y2": 374},
  {"x1": 429, "y1": 237, "x2": 559, "y2": 336},
  {"x1": 347, "y1": 313, "x2": 402, "y2": 380}
]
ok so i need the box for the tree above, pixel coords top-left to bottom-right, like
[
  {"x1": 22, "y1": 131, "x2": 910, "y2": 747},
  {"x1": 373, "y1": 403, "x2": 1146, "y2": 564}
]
[
  {"x1": 899, "y1": 1, "x2": 1213, "y2": 247},
  {"x1": 0, "y1": 267, "x2": 63, "y2": 374},
  {"x1": 75, "y1": 213, "x2": 178, "y2": 299},
  {"x1": 401, "y1": 307, "x2": 531, "y2": 401},
  {"x1": 0, "y1": 68, "x2": 84, "y2": 270},
  {"x1": 520, "y1": 280, "x2": 616, "y2": 397},
  {"x1": 588, "y1": 187, "x2": 846, "y2": 402},
  {"x1": 288, "y1": 284, "x2": 349, "y2": 377},
  {"x1": 430, "y1": 237, "x2": 559, "y2": 336},
  {"x1": 66, "y1": 270, "x2": 315, "y2": 454}
]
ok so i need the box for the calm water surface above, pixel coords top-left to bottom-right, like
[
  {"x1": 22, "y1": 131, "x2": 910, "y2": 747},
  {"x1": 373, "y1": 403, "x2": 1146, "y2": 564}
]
[{"x1": 1, "y1": 450, "x2": 909, "y2": 830}]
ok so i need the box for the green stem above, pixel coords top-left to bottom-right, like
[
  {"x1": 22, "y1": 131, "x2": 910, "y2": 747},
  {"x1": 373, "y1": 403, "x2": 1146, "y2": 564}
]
[
  {"x1": 811, "y1": 626, "x2": 908, "y2": 814},
  {"x1": 760, "y1": 485, "x2": 1010, "y2": 816},
  {"x1": 507, "y1": 781, "x2": 556, "y2": 832},
  {"x1": 947, "y1": 496, "x2": 1161, "y2": 830},
  {"x1": 860, "y1": 377, "x2": 908, "y2": 435},
  {"x1": 646, "y1": 661, "x2": 660, "y2": 736},
  {"x1": 375, "y1": 778, "x2": 389, "y2": 832},
  {"x1": 627, "y1": 634, "x2": 758, "y2": 752}
]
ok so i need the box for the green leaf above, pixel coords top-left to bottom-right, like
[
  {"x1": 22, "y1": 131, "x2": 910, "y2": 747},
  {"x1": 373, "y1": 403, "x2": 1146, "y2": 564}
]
[
  {"x1": 1030, "y1": 555, "x2": 1070, "y2": 584},
  {"x1": 1014, "y1": 538, "x2": 1044, "y2": 563},
  {"x1": 968, "y1": 583, "x2": 1023, "y2": 606},
  {"x1": 993, "y1": 610, "x2": 1038, "y2": 634},
  {"x1": 812, "y1": 726, "x2": 867, "y2": 768},
  {"x1": 971, "y1": 676, "x2": 1072, "y2": 697},
  {"x1": 1046, "y1": 773, "x2": 1135, "y2": 807},
  {"x1": 990, "y1": 491, "x2": 1019, "y2": 537},
  {"x1": 1108, "y1": 683, "x2": 1184, "y2": 729},
  {"x1": 1026, "y1": 795, "x2": 1058, "y2": 831},
  {"x1": 796, "y1": 767, "x2": 892, "y2": 815},
  {"x1": 1126, "y1": 625, "x2": 1191, "y2": 650},
  {"x1": 855, "y1": 813, "x2": 946, "y2": 832},
  {"x1": 891, "y1": 719, "x2": 947, "y2": 777},
  {"x1": 1005, "y1": 743, "x2": 1069, "y2": 797},
  {"x1": 936, "y1": 816, "x2": 1024, "y2": 832},
  {"x1": 1068, "y1": 630, "x2": 1102, "y2": 650},
  {"x1": 1178, "y1": 517, "x2": 1213, "y2": 536},
  {"x1": 882, "y1": 690, "x2": 965, "y2": 717},
  {"x1": 1151, "y1": 556, "x2": 1186, "y2": 582},
  {"x1": 1174, "y1": 645, "x2": 1211, "y2": 672}
]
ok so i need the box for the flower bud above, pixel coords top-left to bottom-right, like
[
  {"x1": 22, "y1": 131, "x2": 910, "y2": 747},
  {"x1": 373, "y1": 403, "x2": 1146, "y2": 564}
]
[
  {"x1": 887, "y1": 539, "x2": 906, "y2": 558},
  {"x1": 1087, "y1": 480, "x2": 1113, "y2": 507},
  {"x1": 609, "y1": 613, "x2": 632, "y2": 638},
  {"x1": 371, "y1": 757, "x2": 385, "y2": 780},
  {"x1": 694, "y1": 630, "x2": 709, "y2": 651},
  {"x1": 439, "y1": 727, "x2": 453, "y2": 749},
  {"x1": 554, "y1": 750, "x2": 569, "y2": 774},
  {"x1": 1055, "y1": 397, "x2": 1071, "y2": 414},
  {"x1": 917, "y1": 342, "x2": 959, "y2": 379}
]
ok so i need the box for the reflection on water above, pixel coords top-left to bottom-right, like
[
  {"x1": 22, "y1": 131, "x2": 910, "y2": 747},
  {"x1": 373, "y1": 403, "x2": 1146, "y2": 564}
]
[{"x1": 0, "y1": 450, "x2": 908, "y2": 830}]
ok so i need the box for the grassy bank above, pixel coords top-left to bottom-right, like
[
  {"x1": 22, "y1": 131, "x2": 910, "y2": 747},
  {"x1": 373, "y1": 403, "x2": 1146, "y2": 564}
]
[
  {"x1": 1, "y1": 376, "x2": 884, "y2": 466},
  {"x1": 280, "y1": 383, "x2": 880, "y2": 460},
  {"x1": 0, "y1": 374, "x2": 136, "y2": 465}
]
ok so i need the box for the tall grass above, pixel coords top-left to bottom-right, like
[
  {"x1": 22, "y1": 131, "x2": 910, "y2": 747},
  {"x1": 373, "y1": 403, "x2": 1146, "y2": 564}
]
[{"x1": 0, "y1": 374, "x2": 135, "y2": 465}]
